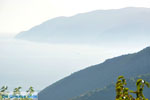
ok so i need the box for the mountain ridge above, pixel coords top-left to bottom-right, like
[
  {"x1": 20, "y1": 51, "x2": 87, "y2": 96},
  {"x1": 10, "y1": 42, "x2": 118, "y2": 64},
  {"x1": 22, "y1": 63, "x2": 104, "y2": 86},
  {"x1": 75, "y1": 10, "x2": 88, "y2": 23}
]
[
  {"x1": 16, "y1": 7, "x2": 150, "y2": 44},
  {"x1": 38, "y1": 46, "x2": 150, "y2": 100}
]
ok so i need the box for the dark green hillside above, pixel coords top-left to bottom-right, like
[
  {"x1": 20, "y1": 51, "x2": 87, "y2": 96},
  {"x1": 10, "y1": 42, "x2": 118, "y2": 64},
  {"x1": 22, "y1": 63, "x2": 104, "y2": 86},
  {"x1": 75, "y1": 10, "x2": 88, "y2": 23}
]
[
  {"x1": 39, "y1": 47, "x2": 150, "y2": 100},
  {"x1": 71, "y1": 74, "x2": 150, "y2": 100}
]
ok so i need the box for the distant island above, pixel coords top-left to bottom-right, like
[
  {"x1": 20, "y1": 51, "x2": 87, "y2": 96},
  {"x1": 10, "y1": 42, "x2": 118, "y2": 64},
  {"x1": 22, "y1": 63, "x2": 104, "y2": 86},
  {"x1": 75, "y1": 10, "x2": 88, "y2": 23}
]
[{"x1": 16, "y1": 7, "x2": 150, "y2": 45}]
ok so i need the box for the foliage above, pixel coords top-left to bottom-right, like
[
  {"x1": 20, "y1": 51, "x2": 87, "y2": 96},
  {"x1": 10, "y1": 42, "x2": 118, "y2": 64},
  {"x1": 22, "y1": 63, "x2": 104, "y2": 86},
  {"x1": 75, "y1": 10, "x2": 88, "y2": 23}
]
[
  {"x1": 116, "y1": 76, "x2": 150, "y2": 100},
  {"x1": 0, "y1": 86, "x2": 36, "y2": 100},
  {"x1": 70, "y1": 74, "x2": 150, "y2": 100}
]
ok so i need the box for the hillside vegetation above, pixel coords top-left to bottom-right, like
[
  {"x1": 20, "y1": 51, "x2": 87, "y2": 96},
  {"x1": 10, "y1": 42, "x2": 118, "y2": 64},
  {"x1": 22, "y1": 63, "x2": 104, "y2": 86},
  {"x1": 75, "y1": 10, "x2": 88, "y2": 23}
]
[{"x1": 71, "y1": 74, "x2": 150, "y2": 100}]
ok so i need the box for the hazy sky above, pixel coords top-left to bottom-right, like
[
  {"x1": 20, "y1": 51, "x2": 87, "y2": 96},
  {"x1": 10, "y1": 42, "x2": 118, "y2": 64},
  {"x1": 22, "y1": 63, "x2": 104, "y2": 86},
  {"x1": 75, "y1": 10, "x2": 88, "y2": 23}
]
[{"x1": 0, "y1": 0, "x2": 150, "y2": 36}]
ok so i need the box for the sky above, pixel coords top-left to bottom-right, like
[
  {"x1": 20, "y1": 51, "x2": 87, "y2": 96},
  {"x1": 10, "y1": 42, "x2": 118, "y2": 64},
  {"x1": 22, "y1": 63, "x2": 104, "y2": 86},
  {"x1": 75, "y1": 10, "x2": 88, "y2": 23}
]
[{"x1": 0, "y1": 0, "x2": 150, "y2": 36}]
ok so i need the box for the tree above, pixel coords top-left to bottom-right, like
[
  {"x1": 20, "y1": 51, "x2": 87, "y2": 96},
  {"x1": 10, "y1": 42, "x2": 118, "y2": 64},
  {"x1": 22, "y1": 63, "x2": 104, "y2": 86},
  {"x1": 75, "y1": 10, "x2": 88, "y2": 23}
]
[
  {"x1": 0, "y1": 86, "x2": 8, "y2": 100},
  {"x1": 26, "y1": 86, "x2": 34, "y2": 100},
  {"x1": 130, "y1": 79, "x2": 150, "y2": 100},
  {"x1": 13, "y1": 87, "x2": 22, "y2": 100},
  {"x1": 115, "y1": 76, "x2": 133, "y2": 100},
  {"x1": 116, "y1": 76, "x2": 150, "y2": 100}
]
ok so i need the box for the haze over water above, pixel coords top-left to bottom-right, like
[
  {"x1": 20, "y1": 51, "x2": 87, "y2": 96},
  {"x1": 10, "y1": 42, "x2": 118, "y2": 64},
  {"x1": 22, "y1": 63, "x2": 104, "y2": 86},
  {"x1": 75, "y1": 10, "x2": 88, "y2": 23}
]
[{"x1": 0, "y1": 35, "x2": 147, "y2": 91}]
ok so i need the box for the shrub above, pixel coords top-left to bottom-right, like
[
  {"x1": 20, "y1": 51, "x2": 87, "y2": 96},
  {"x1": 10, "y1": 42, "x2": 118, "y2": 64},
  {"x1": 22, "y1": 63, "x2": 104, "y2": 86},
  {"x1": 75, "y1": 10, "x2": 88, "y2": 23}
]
[{"x1": 116, "y1": 76, "x2": 150, "y2": 100}]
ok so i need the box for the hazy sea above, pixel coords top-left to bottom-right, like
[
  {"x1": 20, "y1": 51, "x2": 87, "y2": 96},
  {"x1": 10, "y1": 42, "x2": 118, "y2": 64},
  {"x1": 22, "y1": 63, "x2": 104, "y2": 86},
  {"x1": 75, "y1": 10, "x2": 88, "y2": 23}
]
[{"x1": 0, "y1": 37, "x2": 145, "y2": 92}]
